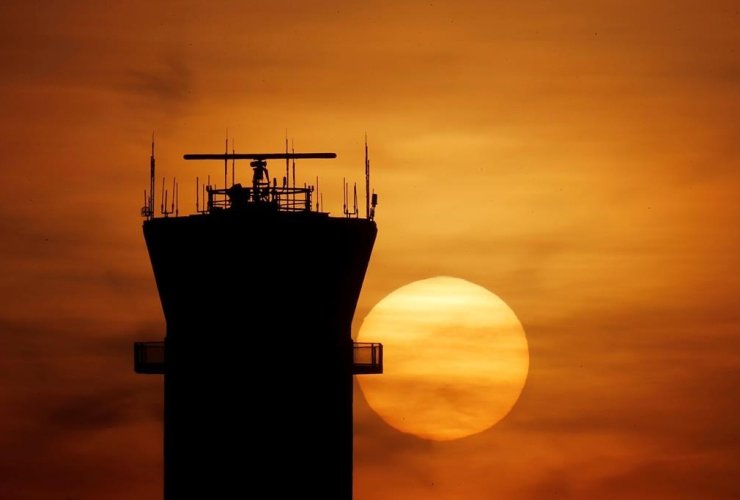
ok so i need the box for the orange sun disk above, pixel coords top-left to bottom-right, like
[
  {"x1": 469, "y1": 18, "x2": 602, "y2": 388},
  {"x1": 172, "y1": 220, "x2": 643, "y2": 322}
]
[{"x1": 357, "y1": 276, "x2": 529, "y2": 441}]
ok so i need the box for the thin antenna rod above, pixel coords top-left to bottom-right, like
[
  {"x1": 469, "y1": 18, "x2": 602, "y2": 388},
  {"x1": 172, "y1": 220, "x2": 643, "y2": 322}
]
[
  {"x1": 232, "y1": 139, "x2": 235, "y2": 187},
  {"x1": 316, "y1": 175, "x2": 320, "y2": 211},
  {"x1": 224, "y1": 129, "x2": 229, "y2": 190},
  {"x1": 354, "y1": 182, "x2": 358, "y2": 217},
  {"x1": 171, "y1": 177, "x2": 176, "y2": 215},
  {"x1": 285, "y1": 129, "x2": 289, "y2": 197},
  {"x1": 161, "y1": 177, "x2": 165, "y2": 216},
  {"x1": 196, "y1": 177, "x2": 199, "y2": 213},
  {"x1": 343, "y1": 177, "x2": 347, "y2": 216},
  {"x1": 149, "y1": 133, "x2": 156, "y2": 219},
  {"x1": 365, "y1": 133, "x2": 370, "y2": 219}
]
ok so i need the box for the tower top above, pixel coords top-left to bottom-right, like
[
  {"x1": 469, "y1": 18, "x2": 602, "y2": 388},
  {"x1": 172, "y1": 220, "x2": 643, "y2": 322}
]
[{"x1": 141, "y1": 144, "x2": 377, "y2": 220}]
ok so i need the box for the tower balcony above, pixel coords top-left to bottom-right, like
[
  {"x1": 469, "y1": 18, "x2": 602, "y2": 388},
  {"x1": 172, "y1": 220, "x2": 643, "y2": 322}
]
[
  {"x1": 352, "y1": 342, "x2": 384, "y2": 374},
  {"x1": 134, "y1": 341, "x2": 165, "y2": 374},
  {"x1": 134, "y1": 340, "x2": 383, "y2": 375}
]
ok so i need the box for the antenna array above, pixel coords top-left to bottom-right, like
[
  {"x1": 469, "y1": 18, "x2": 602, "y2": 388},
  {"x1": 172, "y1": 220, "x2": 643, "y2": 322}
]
[{"x1": 142, "y1": 134, "x2": 377, "y2": 220}]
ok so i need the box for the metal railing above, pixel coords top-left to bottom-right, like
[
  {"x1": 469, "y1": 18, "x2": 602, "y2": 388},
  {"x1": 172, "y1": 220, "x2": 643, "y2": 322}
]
[
  {"x1": 207, "y1": 185, "x2": 313, "y2": 213},
  {"x1": 134, "y1": 341, "x2": 165, "y2": 374},
  {"x1": 353, "y1": 342, "x2": 383, "y2": 374}
]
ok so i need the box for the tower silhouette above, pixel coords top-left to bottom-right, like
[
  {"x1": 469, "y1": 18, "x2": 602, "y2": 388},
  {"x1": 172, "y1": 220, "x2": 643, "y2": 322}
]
[{"x1": 134, "y1": 140, "x2": 382, "y2": 499}]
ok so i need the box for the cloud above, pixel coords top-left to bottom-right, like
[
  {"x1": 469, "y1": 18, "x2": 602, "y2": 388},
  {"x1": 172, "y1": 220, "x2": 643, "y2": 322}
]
[
  {"x1": 0, "y1": 316, "x2": 163, "y2": 499},
  {"x1": 122, "y1": 53, "x2": 195, "y2": 115},
  {"x1": 586, "y1": 456, "x2": 740, "y2": 500}
]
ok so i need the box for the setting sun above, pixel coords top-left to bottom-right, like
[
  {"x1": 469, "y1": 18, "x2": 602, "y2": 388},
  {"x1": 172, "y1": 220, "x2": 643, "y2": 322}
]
[{"x1": 357, "y1": 276, "x2": 529, "y2": 441}]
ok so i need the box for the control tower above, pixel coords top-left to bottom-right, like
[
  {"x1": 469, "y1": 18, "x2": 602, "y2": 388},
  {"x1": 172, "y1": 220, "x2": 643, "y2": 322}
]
[{"x1": 134, "y1": 139, "x2": 383, "y2": 500}]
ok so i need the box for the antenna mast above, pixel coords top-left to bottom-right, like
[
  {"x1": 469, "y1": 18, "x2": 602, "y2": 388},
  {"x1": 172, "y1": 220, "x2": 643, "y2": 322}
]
[
  {"x1": 353, "y1": 183, "x2": 358, "y2": 217},
  {"x1": 160, "y1": 177, "x2": 165, "y2": 216},
  {"x1": 224, "y1": 130, "x2": 229, "y2": 190},
  {"x1": 365, "y1": 133, "x2": 370, "y2": 219},
  {"x1": 285, "y1": 130, "x2": 289, "y2": 196},
  {"x1": 150, "y1": 133, "x2": 156, "y2": 219},
  {"x1": 171, "y1": 177, "x2": 176, "y2": 215},
  {"x1": 292, "y1": 139, "x2": 296, "y2": 209}
]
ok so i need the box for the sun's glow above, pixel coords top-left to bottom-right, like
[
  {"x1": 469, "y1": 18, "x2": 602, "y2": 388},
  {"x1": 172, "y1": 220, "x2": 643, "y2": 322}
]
[{"x1": 357, "y1": 276, "x2": 529, "y2": 441}]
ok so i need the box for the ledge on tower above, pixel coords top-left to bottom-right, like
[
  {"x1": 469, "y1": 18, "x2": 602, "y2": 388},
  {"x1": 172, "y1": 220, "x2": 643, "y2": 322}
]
[{"x1": 133, "y1": 340, "x2": 383, "y2": 375}]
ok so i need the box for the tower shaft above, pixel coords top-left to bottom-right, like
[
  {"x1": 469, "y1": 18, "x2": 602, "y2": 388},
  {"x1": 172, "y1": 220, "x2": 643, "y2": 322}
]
[{"x1": 141, "y1": 210, "x2": 377, "y2": 499}]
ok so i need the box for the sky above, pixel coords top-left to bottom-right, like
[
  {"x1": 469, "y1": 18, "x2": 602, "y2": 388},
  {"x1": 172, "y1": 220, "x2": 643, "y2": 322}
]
[{"x1": 1, "y1": 0, "x2": 740, "y2": 498}]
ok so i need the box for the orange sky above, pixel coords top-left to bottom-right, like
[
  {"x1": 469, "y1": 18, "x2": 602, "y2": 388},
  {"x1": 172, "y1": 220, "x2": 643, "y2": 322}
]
[{"x1": 1, "y1": 0, "x2": 740, "y2": 498}]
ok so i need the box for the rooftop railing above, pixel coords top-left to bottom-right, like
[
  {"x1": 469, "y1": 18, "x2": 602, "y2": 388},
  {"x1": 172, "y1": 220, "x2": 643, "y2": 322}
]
[{"x1": 207, "y1": 185, "x2": 313, "y2": 213}]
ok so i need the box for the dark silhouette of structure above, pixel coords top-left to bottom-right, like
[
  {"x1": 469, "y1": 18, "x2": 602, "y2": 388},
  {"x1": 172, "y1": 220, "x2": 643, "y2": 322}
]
[{"x1": 134, "y1": 138, "x2": 382, "y2": 500}]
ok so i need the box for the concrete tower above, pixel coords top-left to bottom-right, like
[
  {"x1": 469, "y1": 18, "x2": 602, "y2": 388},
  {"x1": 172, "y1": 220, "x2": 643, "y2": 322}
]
[{"x1": 134, "y1": 144, "x2": 382, "y2": 500}]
